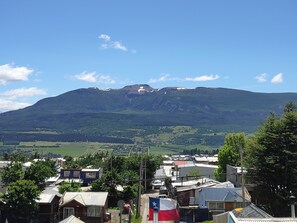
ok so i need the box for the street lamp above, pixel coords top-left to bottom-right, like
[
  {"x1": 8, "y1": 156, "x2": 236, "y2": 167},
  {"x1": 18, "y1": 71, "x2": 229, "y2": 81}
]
[{"x1": 289, "y1": 192, "x2": 296, "y2": 218}]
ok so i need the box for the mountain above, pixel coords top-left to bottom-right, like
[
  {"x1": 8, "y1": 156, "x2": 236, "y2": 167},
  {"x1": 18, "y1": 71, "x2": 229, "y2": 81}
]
[{"x1": 0, "y1": 85, "x2": 297, "y2": 139}]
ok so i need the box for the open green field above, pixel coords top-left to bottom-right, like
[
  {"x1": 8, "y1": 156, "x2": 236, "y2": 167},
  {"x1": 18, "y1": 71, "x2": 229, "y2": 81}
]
[
  {"x1": 0, "y1": 140, "x2": 219, "y2": 157},
  {"x1": 16, "y1": 141, "x2": 114, "y2": 157}
]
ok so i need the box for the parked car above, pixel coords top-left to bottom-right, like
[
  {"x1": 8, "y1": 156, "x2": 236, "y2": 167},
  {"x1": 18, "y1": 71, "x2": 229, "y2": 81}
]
[
  {"x1": 159, "y1": 186, "x2": 168, "y2": 195},
  {"x1": 151, "y1": 179, "x2": 164, "y2": 189}
]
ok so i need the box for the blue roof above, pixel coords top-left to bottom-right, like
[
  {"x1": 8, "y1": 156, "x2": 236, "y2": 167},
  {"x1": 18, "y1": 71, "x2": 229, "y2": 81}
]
[{"x1": 198, "y1": 187, "x2": 245, "y2": 207}]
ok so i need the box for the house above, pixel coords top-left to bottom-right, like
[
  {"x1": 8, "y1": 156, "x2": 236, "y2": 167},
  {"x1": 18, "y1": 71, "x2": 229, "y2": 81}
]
[
  {"x1": 213, "y1": 203, "x2": 272, "y2": 223},
  {"x1": 174, "y1": 161, "x2": 218, "y2": 181},
  {"x1": 194, "y1": 155, "x2": 218, "y2": 165},
  {"x1": 228, "y1": 209, "x2": 297, "y2": 223},
  {"x1": 173, "y1": 178, "x2": 223, "y2": 206},
  {"x1": 174, "y1": 179, "x2": 232, "y2": 223},
  {"x1": 197, "y1": 187, "x2": 251, "y2": 216},
  {"x1": 59, "y1": 192, "x2": 108, "y2": 223},
  {"x1": 81, "y1": 169, "x2": 103, "y2": 185},
  {"x1": 226, "y1": 165, "x2": 255, "y2": 195},
  {"x1": 59, "y1": 215, "x2": 85, "y2": 223},
  {"x1": 60, "y1": 168, "x2": 102, "y2": 185},
  {"x1": 37, "y1": 189, "x2": 62, "y2": 223}
]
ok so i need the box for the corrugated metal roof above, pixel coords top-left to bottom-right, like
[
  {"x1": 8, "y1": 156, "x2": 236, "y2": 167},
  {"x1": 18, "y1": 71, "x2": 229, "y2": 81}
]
[
  {"x1": 174, "y1": 161, "x2": 194, "y2": 166},
  {"x1": 38, "y1": 189, "x2": 61, "y2": 203},
  {"x1": 237, "y1": 219, "x2": 297, "y2": 223},
  {"x1": 59, "y1": 215, "x2": 85, "y2": 223},
  {"x1": 233, "y1": 203, "x2": 272, "y2": 218},
  {"x1": 230, "y1": 211, "x2": 297, "y2": 223},
  {"x1": 61, "y1": 192, "x2": 108, "y2": 207},
  {"x1": 198, "y1": 187, "x2": 251, "y2": 207}
]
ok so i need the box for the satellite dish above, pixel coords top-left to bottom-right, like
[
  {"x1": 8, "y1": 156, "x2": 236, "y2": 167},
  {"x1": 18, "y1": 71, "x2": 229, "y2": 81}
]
[{"x1": 117, "y1": 200, "x2": 125, "y2": 208}]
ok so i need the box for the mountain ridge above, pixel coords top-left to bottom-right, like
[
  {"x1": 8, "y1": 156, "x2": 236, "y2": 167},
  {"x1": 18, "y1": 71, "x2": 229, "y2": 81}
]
[{"x1": 1, "y1": 85, "x2": 297, "y2": 135}]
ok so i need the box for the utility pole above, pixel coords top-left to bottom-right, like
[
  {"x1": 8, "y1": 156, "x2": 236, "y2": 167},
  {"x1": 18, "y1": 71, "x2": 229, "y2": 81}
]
[
  {"x1": 136, "y1": 155, "x2": 143, "y2": 218},
  {"x1": 240, "y1": 145, "x2": 246, "y2": 207},
  {"x1": 144, "y1": 158, "x2": 147, "y2": 192}
]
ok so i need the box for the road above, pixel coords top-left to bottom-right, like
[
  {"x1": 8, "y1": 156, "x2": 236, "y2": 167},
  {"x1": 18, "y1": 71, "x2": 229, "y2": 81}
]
[
  {"x1": 141, "y1": 190, "x2": 159, "y2": 223},
  {"x1": 107, "y1": 189, "x2": 158, "y2": 223}
]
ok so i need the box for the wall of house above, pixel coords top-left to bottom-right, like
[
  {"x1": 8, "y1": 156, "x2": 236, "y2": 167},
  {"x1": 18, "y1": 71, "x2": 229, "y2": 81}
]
[
  {"x1": 60, "y1": 169, "x2": 81, "y2": 179},
  {"x1": 226, "y1": 165, "x2": 241, "y2": 187},
  {"x1": 38, "y1": 196, "x2": 61, "y2": 223}
]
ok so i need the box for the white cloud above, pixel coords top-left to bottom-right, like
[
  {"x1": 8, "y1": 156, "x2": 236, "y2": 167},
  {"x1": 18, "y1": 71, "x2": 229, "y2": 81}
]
[
  {"x1": 271, "y1": 73, "x2": 283, "y2": 84},
  {"x1": 0, "y1": 64, "x2": 33, "y2": 85},
  {"x1": 75, "y1": 72, "x2": 97, "y2": 83},
  {"x1": 185, "y1": 74, "x2": 219, "y2": 82},
  {"x1": 99, "y1": 34, "x2": 111, "y2": 42},
  {"x1": 113, "y1": 41, "x2": 128, "y2": 51},
  {"x1": 148, "y1": 74, "x2": 179, "y2": 83},
  {"x1": 75, "y1": 72, "x2": 116, "y2": 84},
  {"x1": 2, "y1": 87, "x2": 47, "y2": 99},
  {"x1": 256, "y1": 73, "x2": 268, "y2": 83},
  {"x1": 0, "y1": 99, "x2": 31, "y2": 113},
  {"x1": 98, "y1": 34, "x2": 129, "y2": 52}
]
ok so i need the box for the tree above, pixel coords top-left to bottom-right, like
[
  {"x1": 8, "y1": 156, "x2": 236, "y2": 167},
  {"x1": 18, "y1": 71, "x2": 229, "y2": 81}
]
[
  {"x1": 58, "y1": 181, "x2": 82, "y2": 194},
  {"x1": 1, "y1": 161, "x2": 23, "y2": 186},
  {"x1": 122, "y1": 185, "x2": 138, "y2": 202},
  {"x1": 245, "y1": 103, "x2": 297, "y2": 216},
  {"x1": 215, "y1": 133, "x2": 246, "y2": 181},
  {"x1": 24, "y1": 160, "x2": 57, "y2": 189},
  {"x1": 2, "y1": 179, "x2": 40, "y2": 222},
  {"x1": 91, "y1": 170, "x2": 123, "y2": 207}
]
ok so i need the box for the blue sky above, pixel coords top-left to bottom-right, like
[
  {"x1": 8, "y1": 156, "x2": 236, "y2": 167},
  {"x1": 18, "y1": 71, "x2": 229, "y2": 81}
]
[{"x1": 0, "y1": 0, "x2": 297, "y2": 112}]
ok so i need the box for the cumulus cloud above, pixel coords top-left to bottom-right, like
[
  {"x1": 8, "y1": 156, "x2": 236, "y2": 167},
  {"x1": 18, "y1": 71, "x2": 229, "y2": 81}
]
[
  {"x1": 271, "y1": 73, "x2": 283, "y2": 84},
  {"x1": 185, "y1": 74, "x2": 219, "y2": 82},
  {"x1": 0, "y1": 99, "x2": 31, "y2": 113},
  {"x1": 75, "y1": 72, "x2": 97, "y2": 83},
  {"x1": 256, "y1": 73, "x2": 268, "y2": 83},
  {"x1": 75, "y1": 72, "x2": 116, "y2": 84},
  {"x1": 2, "y1": 87, "x2": 47, "y2": 99},
  {"x1": 113, "y1": 41, "x2": 128, "y2": 51},
  {"x1": 99, "y1": 34, "x2": 111, "y2": 42},
  {"x1": 0, "y1": 64, "x2": 33, "y2": 85},
  {"x1": 98, "y1": 34, "x2": 128, "y2": 52},
  {"x1": 148, "y1": 74, "x2": 179, "y2": 83}
]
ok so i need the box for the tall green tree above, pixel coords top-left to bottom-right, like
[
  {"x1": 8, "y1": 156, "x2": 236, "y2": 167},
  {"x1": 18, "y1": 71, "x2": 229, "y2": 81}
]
[
  {"x1": 24, "y1": 160, "x2": 57, "y2": 189},
  {"x1": 91, "y1": 169, "x2": 123, "y2": 207},
  {"x1": 1, "y1": 161, "x2": 23, "y2": 186},
  {"x1": 215, "y1": 133, "x2": 246, "y2": 181},
  {"x1": 246, "y1": 102, "x2": 297, "y2": 216},
  {"x1": 3, "y1": 179, "x2": 40, "y2": 222},
  {"x1": 245, "y1": 102, "x2": 297, "y2": 216}
]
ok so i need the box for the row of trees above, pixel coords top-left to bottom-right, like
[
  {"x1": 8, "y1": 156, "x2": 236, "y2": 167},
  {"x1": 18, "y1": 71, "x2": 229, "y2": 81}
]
[{"x1": 215, "y1": 102, "x2": 297, "y2": 217}]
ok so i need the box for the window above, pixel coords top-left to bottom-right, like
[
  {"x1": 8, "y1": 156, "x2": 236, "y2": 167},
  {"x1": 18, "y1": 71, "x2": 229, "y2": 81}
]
[
  {"x1": 85, "y1": 172, "x2": 96, "y2": 179},
  {"x1": 234, "y1": 202, "x2": 243, "y2": 208},
  {"x1": 87, "y1": 206, "x2": 101, "y2": 217},
  {"x1": 63, "y1": 207, "x2": 74, "y2": 219},
  {"x1": 73, "y1": 171, "x2": 80, "y2": 178},
  {"x1": 208, "y1": 201, "x2": 224, "y2": 210},
  {"x1": 64, "y1": 171, "x2": 70, "y2": 178}
]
